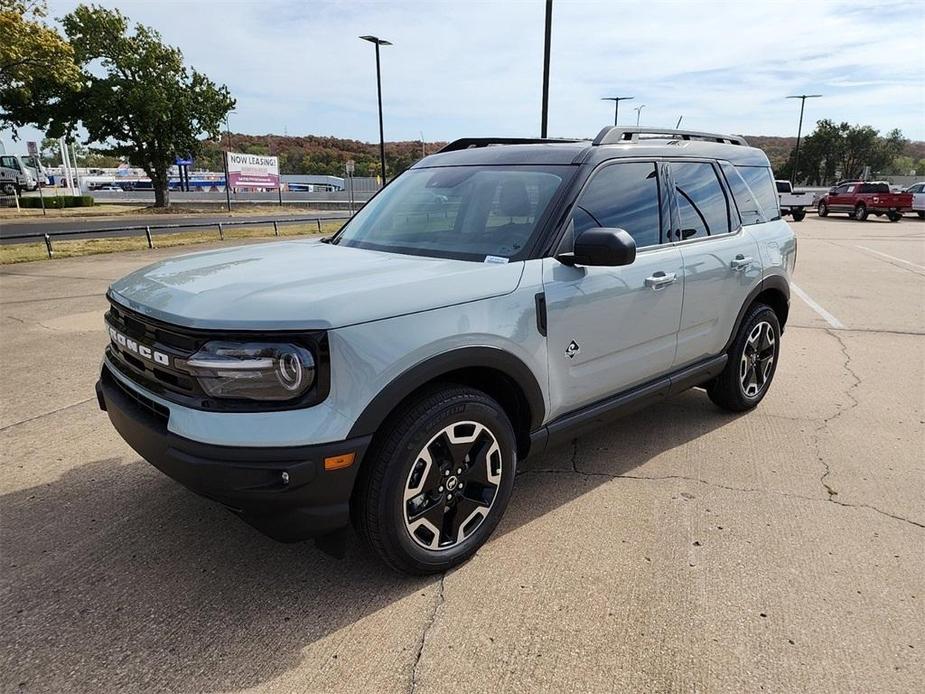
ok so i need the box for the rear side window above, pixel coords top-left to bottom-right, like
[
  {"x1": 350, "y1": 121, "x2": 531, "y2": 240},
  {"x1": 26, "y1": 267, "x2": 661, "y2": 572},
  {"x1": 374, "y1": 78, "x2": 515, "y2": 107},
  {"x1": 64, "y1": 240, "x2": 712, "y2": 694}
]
[
  {"x1": 569, "y1": 161, "x2": 662, "y2": 248},
  {"x1": 720, "y1": 162, "x2": 764, "y2": 226},
  {"x1": 671, "y1": 162, "x2": 730, "y2": 240},
  {"x1": 736, "y1": 166, "x2": 780, "y2": 221},
  {"x1": 859, "y1": 183, "x2": 889, "y2": 194}
]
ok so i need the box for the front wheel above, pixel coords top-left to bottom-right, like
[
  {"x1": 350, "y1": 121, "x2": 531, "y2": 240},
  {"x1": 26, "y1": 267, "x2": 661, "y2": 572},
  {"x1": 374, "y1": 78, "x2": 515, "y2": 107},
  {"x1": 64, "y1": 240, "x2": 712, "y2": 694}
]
[
  {"x1": 708, "y1": 303, "x2": 781, "y2": 412},
  {"x1": 353, "y1": 385, "x2": 517, "y2": 574},
  {"x1": 1, "y1": 182, "x2": 17, "y2": 195},
  {"x1": 854, "y1": 203, "x2": 868, "y2": 221},
  {"x1": 817, "y1": 201, "x2": 829, "y2": 217}
]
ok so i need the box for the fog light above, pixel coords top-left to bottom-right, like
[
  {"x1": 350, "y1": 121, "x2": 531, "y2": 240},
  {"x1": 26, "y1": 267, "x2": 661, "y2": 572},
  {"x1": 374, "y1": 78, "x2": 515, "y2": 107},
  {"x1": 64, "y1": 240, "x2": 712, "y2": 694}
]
[{"x1": 324, "y1": 452, "x2": 356, "y2": 471}]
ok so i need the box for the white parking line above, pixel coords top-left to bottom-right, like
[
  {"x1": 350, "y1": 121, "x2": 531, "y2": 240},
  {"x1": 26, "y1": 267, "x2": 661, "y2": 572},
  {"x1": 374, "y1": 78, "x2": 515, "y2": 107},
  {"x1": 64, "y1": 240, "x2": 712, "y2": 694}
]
[
  {"x1": 791, "y1": 283, "x2": 845, "y2": 329},
  {"x1": 855, "y1": 245, "x2": 925, "y2": 272}
]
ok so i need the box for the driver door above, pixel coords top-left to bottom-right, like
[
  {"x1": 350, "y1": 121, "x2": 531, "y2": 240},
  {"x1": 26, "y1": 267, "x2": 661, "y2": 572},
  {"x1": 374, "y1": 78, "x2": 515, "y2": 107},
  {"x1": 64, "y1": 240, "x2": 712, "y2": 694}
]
[{"x1": 542, "y1": 161, "x2": 683, "y2": 419}]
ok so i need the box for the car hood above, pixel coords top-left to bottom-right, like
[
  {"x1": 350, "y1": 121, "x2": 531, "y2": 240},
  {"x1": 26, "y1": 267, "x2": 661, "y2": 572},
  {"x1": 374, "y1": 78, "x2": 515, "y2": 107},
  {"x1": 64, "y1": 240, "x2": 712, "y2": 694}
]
[{"x1": 109, "y1": 239, "x2": 525, "y2": 330}]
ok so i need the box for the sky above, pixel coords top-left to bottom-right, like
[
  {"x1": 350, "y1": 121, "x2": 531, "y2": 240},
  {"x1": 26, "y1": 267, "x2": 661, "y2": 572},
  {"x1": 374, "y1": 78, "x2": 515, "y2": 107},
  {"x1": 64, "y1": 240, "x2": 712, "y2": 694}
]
[{"x1": 3, "y1": 0, "x2": 924, "y2": 154}]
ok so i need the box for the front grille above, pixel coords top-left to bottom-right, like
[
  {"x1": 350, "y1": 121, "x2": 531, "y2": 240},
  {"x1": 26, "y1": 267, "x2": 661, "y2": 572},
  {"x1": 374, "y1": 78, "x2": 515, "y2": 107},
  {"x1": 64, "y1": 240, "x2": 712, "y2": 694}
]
[{"x1": 105, "y1": 301, "x2": 209, "y2": 406}]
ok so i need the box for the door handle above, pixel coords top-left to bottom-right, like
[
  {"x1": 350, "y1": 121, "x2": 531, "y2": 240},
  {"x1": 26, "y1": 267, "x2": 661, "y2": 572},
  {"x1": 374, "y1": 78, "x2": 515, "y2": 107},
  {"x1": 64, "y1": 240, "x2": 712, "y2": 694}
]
[
  {"x1": 730, "y1": 255, "x2": 753, "y2": 271},
  {"x1": 645, "y1": 272, "x2": 677, "y2": 289}
]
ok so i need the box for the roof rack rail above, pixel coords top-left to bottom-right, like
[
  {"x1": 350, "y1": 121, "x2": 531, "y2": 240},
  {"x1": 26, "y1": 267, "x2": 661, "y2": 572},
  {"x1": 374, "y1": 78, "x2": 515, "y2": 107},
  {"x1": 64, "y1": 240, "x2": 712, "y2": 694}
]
[
  {"x1": 439, "y1": 137, "x2": 584, "y2": 153},
  {"x1": 592, "y1": 126, "x2": 748, "y2": 147}
]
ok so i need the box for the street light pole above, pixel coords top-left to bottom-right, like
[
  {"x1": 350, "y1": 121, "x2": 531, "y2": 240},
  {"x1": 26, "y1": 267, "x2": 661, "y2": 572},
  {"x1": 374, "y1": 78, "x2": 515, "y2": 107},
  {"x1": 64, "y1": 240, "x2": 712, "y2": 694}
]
[
  {"x1": 540, "y1": 0, "x2": 552, "y2": 138},
  {"x1": 360, "y1": 35, "x2": 392, "y2": 185},
  {"x1": 601, "y1": 96, "x2": 634, "y2": 126},
  {"x1": 786, "y1": 94, "x2": 822, "y2": 184},
  {"x1": 634, "y1": 104, "x2": 646, "y2": 126}
]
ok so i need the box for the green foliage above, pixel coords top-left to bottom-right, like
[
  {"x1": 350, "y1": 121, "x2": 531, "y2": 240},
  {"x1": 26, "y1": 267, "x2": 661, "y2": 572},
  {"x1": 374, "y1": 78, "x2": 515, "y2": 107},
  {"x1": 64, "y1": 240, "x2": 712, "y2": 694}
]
[
  {"x1": 0, "y1": 0, "x2": 81, "y2": 135},
  {"x1": 39, "y1": 136, "x2": 123, "y2": 168},
  {"x1": 780, "y1": 120, "x2": 911, "y2": 184},
  {"x1": 41, "y1": 5, "x2": 236, "y2": 206},
  {"x1": 19, "y1": 193, "x2": 94, "y2": 208}
]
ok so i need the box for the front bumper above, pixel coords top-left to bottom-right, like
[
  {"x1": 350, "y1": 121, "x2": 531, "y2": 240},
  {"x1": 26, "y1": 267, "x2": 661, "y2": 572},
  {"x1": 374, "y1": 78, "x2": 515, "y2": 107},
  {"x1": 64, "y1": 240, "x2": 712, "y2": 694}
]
[{"x1": 96, "y1": 365, "x2": 371, "y2": 541}]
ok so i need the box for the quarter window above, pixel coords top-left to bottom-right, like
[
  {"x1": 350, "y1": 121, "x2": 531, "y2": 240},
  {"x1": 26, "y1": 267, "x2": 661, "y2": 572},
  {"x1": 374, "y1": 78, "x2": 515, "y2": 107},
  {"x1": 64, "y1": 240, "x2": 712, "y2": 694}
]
[
  {"x1": 720, "y1": 161, "x2": 763, "y2": 226},
  {"x1": 672, "y1": 162, "x2": 730, "y2": 240},
  {"x1": 736, "y1": 166, "x2": 780, "y2": 221},
  {"x1": 567, "y1": 161, "x2": 662, "y2": 248}
]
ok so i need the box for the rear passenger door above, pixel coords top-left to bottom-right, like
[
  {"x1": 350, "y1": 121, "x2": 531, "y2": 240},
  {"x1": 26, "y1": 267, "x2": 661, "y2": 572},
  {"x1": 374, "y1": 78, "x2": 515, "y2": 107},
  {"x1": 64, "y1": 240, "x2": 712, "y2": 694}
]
[
  {"x1": 668, "y1": 160, "x2": 762, "y2": 367},
  {"x1": 542, "y1": 161, "x2": 684, "y2": 417}
]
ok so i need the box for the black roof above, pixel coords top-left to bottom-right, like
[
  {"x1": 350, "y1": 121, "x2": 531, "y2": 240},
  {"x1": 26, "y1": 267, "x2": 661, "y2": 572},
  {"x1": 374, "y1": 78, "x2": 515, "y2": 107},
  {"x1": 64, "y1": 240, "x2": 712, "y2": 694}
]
[{"x1": 414, "y1": 127, "x2": 771, "y2": 169}]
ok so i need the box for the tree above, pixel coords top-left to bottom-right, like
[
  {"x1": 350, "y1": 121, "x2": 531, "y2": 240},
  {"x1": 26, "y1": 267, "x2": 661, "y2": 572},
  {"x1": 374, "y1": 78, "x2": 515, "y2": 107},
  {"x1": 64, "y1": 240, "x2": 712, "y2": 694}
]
[
  {"x1": 52, "y1": 5, "x2": 234, "y2": 206},
  {"x1": 0, "y1": 0, "x2": 80, "y2": 136}
]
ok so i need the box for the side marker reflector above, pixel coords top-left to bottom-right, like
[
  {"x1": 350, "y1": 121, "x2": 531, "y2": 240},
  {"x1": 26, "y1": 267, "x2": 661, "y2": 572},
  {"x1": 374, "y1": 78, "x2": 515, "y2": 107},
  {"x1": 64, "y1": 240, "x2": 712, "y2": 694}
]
[{"x1": 324, "y1": 452, "x2": 356, "y2": 471}]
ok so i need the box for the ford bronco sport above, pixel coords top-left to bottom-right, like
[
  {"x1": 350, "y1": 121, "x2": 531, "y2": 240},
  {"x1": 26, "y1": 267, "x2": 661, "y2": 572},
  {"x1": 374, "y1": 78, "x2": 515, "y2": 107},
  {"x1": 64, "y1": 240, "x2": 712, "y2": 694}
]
[{"x1": 97, "y1": 127, "x2": 795, "y2": 574}]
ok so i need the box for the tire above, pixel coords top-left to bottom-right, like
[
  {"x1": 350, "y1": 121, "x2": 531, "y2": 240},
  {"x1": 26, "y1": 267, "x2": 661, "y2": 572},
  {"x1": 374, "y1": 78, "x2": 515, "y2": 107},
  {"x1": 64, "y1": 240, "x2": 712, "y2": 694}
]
[
  {"x1": 791, "y1": 208, "x2": 806, "y2": 222},
  {"x1": 917, "y1": 211, "x2": 924, "y2": 219},
  {"x1": 887, "y1": 212, "x2": 902, "y2": 222},
  {"x1": 854, "y1": 203, "x2": 868, "y2": 221},
  {"x1": 352, "y1": 384, "x2": 517, "y2": 574},
  {"x1": 708, "y1": 303, "x2": 781, "y2": 412},
  {"x1": 817, "y1": 201, "x2": 829, "y2": 217},
  {"x1": 1, "y1": 182, "x2": 16, "y2": 195}
]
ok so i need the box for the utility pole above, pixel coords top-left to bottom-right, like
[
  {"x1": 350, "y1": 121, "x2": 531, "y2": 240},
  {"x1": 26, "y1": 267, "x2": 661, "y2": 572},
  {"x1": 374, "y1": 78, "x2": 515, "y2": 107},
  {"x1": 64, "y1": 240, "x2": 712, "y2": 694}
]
[
  {"x1": 601, "y1": 96, "x2": 634, "y2": 126},
  {"x1": 786, "y1": 94, "x2": 822, "y2": 184},
  {"x1": 540, "y1": 0, "x2": 552, "y2": 138}
]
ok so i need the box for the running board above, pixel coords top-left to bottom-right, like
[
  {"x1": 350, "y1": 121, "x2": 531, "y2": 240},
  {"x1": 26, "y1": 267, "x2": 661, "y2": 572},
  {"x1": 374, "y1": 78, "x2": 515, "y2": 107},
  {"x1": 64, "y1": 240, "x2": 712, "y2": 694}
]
[{"x1": 529, "y1": 354, "x2": 727, "y2": 455}]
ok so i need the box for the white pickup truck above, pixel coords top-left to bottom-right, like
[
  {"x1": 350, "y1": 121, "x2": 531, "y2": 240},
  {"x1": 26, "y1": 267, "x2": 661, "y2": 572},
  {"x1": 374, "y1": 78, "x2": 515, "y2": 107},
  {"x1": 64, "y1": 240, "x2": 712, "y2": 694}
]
[
  {"x1": 904, "y1": 182, "x2": 925, "y2": 218},
  {"x1": 776, "y1": 180, "x2": 817, "y2": 222}
]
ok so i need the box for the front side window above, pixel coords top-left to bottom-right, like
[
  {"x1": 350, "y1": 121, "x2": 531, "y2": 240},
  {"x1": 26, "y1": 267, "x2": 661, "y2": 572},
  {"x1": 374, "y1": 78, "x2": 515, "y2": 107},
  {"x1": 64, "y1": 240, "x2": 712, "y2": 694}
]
[
  {"x1": 736, "y1": 165, "x2": 780, "y2": 221},
  {"x1": 565, "y1": 161, "x2": 662, "y2": 249},
  {"x1": 672, "y1": 162, "x2": 730, "y2": 240},
  {"x1": 334, "y1": 166, "x2": 568, "y2": 261}
]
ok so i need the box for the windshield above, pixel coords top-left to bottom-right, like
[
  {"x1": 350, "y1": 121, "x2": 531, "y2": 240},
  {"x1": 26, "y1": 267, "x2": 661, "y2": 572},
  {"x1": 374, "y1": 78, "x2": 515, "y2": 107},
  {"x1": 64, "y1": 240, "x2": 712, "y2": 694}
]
[{"x1": 334, "y1": 165, "x2": 570, "y2": 261}]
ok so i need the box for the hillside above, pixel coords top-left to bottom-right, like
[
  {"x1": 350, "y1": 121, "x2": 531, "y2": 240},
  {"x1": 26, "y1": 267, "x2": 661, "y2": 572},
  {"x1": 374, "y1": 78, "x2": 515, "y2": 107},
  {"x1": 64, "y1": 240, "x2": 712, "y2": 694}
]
[{"x1": 194, "y1": 132, "x2": 924, "y2": 178}]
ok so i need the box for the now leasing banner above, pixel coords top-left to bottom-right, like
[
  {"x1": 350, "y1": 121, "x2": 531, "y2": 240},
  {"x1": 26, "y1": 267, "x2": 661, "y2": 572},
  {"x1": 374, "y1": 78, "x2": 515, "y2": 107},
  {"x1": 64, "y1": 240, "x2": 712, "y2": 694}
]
[{"x1": 226, "y1": 152, "x2": 280, "y2": 188}]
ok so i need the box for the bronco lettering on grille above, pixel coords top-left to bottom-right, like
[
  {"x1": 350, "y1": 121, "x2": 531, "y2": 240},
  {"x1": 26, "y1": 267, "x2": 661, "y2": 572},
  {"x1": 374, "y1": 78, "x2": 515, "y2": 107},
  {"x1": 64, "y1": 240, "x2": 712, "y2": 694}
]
[{"x1": 108, "y1": 326, "x2": 170, "y2": 366}]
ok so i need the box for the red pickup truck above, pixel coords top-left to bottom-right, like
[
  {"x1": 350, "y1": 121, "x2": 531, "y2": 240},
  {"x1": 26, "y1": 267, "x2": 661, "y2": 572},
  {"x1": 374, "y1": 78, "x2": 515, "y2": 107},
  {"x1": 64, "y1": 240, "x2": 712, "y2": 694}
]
[{"x1": 817, "y1": 181, "x2": 912, "y2": 222}]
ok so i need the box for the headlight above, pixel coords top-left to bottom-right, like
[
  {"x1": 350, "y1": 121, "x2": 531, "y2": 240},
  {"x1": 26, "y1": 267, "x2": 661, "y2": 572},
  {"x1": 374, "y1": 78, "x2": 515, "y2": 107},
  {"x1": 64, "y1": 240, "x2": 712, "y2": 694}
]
[{"x1": 182, "y1": 341, "x2": 315, "y2": 401}]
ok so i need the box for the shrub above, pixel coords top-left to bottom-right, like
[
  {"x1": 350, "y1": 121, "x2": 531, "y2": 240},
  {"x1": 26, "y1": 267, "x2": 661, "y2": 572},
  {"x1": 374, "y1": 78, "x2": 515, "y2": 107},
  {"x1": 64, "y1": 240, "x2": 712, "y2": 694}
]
[{"x1": 19, "y1": 195, "x2": 94, "y2": 209}]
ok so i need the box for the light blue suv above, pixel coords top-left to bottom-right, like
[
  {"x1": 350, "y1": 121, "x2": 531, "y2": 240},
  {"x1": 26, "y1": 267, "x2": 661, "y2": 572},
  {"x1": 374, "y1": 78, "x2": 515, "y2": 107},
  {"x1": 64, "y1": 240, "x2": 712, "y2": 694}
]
[{"x1": 96, "y1": 127, "x2": 795, "y2": 574}]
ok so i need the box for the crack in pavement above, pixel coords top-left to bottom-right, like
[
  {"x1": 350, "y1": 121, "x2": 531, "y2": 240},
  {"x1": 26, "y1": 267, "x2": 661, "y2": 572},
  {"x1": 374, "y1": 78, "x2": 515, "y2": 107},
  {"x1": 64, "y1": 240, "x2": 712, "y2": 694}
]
[
  {"x1": 815, "y1": 329, "x2": 862, "y2": 499},
  {"x1": 0, "y1": 397, "x2": 95, "y2": 432},
  {"x1": 518, "y1": 468, "x2": 924, "y2": 529},
  {"x1": 409, "y1": 573, "x2": 446, "y2": 694}
]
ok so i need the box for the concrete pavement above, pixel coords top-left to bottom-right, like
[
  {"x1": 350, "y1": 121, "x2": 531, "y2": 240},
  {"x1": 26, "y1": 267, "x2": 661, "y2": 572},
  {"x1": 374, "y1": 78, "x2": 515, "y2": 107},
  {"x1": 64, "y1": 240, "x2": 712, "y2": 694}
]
[{"x1": 1, "y1": 215, "x2": 922, "y2": 692}]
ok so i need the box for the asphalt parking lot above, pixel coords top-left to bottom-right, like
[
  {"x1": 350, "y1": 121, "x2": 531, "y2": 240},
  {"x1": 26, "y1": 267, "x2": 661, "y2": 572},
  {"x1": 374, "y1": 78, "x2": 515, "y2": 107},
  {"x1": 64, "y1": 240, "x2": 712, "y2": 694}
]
[{"x1": 1, "y1": 214, "x2": 922, "y2": 693}]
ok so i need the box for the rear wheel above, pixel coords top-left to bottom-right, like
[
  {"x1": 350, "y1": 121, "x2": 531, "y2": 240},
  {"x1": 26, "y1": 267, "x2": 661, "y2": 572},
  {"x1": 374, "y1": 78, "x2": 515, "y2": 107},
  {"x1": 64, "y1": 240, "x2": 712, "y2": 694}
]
[
  {"x1": 887, "y1": 211, "x2": 902, "y2": 222},
  {"x1": 917, "y1": 211, "x2": 924, "y2": 219},
  {"x1": 353, "y1": 385, "x2": 517, "y2": 574},
  {"x1": 817, "y1": 201, "x2": 829, "y2": 217},
  {"x1": 854, "y1": 203, "x2": 868, "y2": 221},
  {"x1": 708, "y1": 303, "x2": 781, "y2": 412},
  {"x1": 791, "y1": 208, "x2": 806, "y2": 222}
]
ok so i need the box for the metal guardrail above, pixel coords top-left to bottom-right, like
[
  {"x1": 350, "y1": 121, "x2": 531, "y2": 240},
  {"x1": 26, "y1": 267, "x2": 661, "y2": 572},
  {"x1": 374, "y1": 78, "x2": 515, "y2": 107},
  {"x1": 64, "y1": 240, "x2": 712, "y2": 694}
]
[{"x1": 3, "y1": 214, "x2": 351, "y2": 258}]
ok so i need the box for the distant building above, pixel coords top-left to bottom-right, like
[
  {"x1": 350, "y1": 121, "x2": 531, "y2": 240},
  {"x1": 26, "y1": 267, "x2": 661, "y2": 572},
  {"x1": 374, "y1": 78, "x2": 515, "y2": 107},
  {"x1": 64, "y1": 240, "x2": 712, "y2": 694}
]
[{"x1": 281, "y1": 174, "x2": 345, "y2": 192}]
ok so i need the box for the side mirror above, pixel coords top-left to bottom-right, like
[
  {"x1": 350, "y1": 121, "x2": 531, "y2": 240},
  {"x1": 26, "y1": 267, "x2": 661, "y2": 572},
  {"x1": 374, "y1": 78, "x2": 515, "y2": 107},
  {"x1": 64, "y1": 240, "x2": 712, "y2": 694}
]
[{"x1": 558, "y1": 227, "x2": 636, "y2": 267}]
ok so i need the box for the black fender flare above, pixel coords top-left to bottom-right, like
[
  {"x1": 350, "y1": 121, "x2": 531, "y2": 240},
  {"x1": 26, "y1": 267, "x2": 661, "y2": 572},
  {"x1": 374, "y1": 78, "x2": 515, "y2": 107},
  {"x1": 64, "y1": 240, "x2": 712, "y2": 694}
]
[
  {"x1": 723, "y1": 275, "x2": 791, "y2": 353},
  {"x1": 346, "y1": 346, "x2": 547, "y2": 439}
]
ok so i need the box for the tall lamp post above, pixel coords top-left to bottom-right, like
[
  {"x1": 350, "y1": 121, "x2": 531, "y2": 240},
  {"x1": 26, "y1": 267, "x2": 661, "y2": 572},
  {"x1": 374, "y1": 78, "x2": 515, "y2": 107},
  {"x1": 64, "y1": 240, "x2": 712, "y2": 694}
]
[
  {"x1": 786, "y1": 94, "x2": 822, "y2": 184},
  {"x1": 360, "y1": 35, "x2": 392, "y2": 185},
  {"x1": 634, "y1": 104, "x2": 646, "y2": 126},
  {"x1": 601, "y1": 96, "x2": 634, "y2": 126}
]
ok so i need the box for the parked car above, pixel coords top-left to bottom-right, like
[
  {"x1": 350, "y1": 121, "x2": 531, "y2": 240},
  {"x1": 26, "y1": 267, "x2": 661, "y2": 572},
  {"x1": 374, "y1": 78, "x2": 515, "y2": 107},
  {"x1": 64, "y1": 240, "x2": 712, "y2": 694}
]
[
  {"x1": 96, "y1": 185, "x2": 124, "y2": 191},
  {"x1": 96, "y1": 127, "x2": 796, "y2": 574},
  {"x1": 904, "y1": 182, "x2": 925, "y2": 218},
  {"x1": 775, "y1": 180, "x2": 816, "y2": 221},
  {"x1": 817, "y1": 181, "x2": 912, "y2": 221},
  {"x1": 0, "y1": 154, "x2": 38, "y2": 195}
]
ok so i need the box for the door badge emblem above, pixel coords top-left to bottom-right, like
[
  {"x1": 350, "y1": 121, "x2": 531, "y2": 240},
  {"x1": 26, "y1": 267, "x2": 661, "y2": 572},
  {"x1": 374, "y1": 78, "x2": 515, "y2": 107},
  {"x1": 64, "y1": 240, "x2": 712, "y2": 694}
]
[{"x1": 565, "y1": 340, "x2": 580, "y2": 359}]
